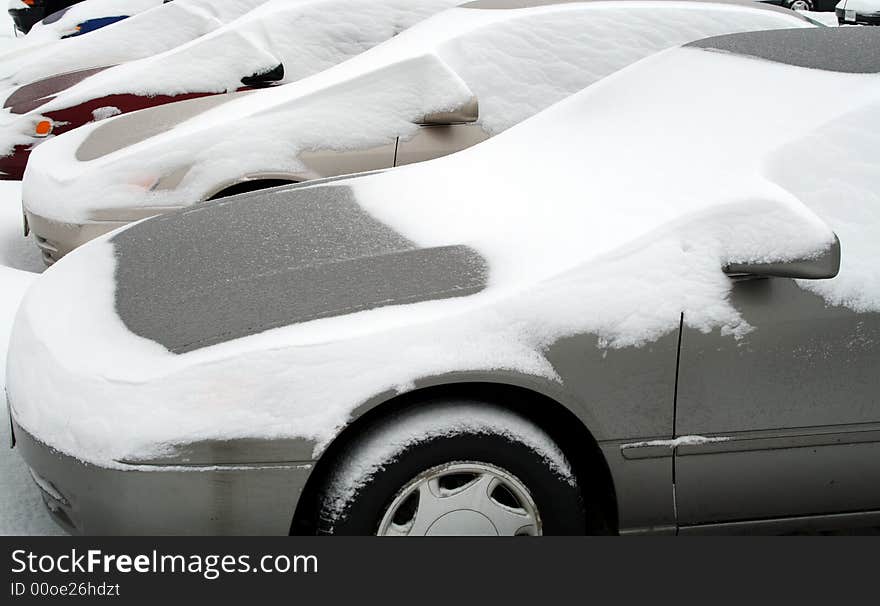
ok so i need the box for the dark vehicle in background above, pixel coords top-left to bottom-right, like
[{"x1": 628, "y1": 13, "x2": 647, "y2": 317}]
[
  {"x1": 836, "y1": 0, "x2": 880, "y2": 23},
  {"x1": 8, "y1": 1, "x2": 84, "y2": 34},
  {"x1": 759, "y1": 0, "x2": 837, "y2": 11}
]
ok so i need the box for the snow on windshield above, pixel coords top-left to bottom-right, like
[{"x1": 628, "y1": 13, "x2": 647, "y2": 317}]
[{"x1": 10, "y1": 44, "x2": 875, "y2": 467}]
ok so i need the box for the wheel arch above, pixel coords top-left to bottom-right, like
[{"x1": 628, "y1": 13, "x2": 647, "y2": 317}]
[
  {"x1": 290, "y1": 380, "x2": 619, "y2": 535},
  {"x1": 206, "y1": 174, "x2": 303, "y2": 201}
]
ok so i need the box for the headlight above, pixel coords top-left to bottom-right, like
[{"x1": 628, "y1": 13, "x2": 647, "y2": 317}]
[{"x1": 34, "y1": 119, "x2": 53, "y2": 137}]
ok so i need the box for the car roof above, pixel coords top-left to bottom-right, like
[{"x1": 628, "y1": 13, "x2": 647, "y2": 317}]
[
  {"x1": 461, "y1": 0, "x2": 811, "y2": 21},
  {"x1": 689, "y1": 26, "x2": 880, "y2": 73}
]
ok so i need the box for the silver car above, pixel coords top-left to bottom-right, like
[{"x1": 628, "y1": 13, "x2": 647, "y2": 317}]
[{"x1": 8, "y1": 27, "x2": 880, "y2": 535}]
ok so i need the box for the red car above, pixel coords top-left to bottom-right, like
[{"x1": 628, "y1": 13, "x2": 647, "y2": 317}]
[{"x1": 0, "y1": 65, "x2": 258, "y2": 179}]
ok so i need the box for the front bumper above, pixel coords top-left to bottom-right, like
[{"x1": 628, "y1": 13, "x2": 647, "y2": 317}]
[
  {"x1": 11, "y1": 419, "x2": 314, "y2": 535},
  {"x1": 25, "y1": 211, "x2": 126, "y2": 265},
  {"x1": 837, "y1": 8, "x2": 880, "y2": 24}
]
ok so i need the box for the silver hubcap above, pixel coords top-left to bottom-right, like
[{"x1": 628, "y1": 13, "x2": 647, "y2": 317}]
[
  {"x1": 377, "y1": 462, "x2": 542, "y2": 536},
  {"x1": 790, "y1": 1, "x2": 809, "y2": 9}
]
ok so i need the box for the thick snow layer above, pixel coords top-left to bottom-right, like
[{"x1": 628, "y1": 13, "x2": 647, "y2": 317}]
[
  {"x1": 768, "y1": 103, "x2": 880, "y2": 313},
  {"x1": 23, "y1": 1, "x2": 815, "y2": 223},
  {"x1": 9, "y1": 46, "x2": 870, "y2": 467},
  {"x1": 5, "y1": 0, "x2": 460, "y2": 170},
  {"x1": 0, "y1": 0, "x2": 270, "y2": 89},
  {"x1": 36, "y1": 0, "x2": 464, "y2": 107}
]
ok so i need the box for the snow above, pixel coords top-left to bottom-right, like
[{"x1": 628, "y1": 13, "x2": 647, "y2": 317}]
[
  {"x1": 320, "y1": 402, "x2": 575, "y2": 526},
  {"x1": 0, "y1": 7, "x2": 56, "y2": 528},
  {"x1": 10, "y1": 0, "x2": 163, "y2": 46},
  {"x1": 622, "y1": 435, "x2": 730, "y2": 449},
  {"x1": 0, "y1": 0, "x2": 271, "y2": 89},
  {"x1": 36, "y1": 0, "x2": 464, "y2": 106},
  {"x1": 90, "y1": 106, "x2": 121, "y2": 121},
  {"x1": 22, "y1": 1, "x2": 816, "y2": 223},
  {"x1": 8, "y1": 44, "x2": 870, "y2": 468},
  {"x1": 768, "y1": 102, "x2": 880, "y2": 313},
  {"x1": 0, "y1": 179, "x2": 58, "y2": 535},
  {"x1": 4, "y1": 0, "x2": 461, "y2": 177}
]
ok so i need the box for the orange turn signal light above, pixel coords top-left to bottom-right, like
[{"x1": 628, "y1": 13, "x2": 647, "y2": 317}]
[{"x1": 34, "y1": 120, "x2": 53, "y2": 137}]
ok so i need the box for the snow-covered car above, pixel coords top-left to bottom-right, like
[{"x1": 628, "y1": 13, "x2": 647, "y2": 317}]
[
  {"x1": 8, "y1": 26, "x2": 880, "y2": 535},
  {"x1": 21, "y1": 0, "x2": 818, "y2": 264},
  {"x1": 7, "y1": 0, "x2": 161, "y2": 37},
  {"x1": 836, "y1": 0, "x2": 880, "y2": 23},
  {"x1": 8, "y1": 0, "x2": 80, "y2": 35},
  {"x1": 0, "y1": 0, "x2": 462, "y2": 180},
  {"x1": 0, "y1": 0, "x2": 269, "y2": 89}
]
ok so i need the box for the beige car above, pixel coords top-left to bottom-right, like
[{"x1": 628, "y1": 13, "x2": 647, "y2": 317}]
[{"x1": 22, "y1": 0, "x2": 818, "y2": 264}]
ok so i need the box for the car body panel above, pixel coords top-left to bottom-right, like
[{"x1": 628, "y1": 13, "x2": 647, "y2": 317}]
[
  {"x1": 13, "y1": 419, "x2": 311, "y2": 535},
  {"x1": 396, "y1": 123, "x2": 491, "y2": 166},
  {"x1": 676, "y1": 278, "x2": 880, "y2": 523}
]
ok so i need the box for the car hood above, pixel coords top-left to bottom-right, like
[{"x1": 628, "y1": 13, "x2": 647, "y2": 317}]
[
  {"x1": 3, "y1": 65, "x2": 110, "y2": 114},
  {"x1": 112, "y1": 183, "x2": 489, "y2": 353},
  {"x1": 8, "y1": 28, "x2": 877, "y2": 467}
]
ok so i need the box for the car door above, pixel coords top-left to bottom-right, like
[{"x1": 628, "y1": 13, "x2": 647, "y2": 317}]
[
  {"x1": 395, "y1": 124, "x2": 490, "y2": 167},
  {"x1": 674, "y1": 276, "x2": 880, "y2": 530}
]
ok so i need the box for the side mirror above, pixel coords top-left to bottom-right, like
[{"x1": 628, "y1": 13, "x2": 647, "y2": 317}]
[
  {"x1": 241, "y1": 63, "x2": 284, "y2": 88},
  {"x1": 418, "y1": 96, "x2": 479, "y2": 126},
  {"x1": 724, "y1": 234, "x2": 841, "y2": 280}
]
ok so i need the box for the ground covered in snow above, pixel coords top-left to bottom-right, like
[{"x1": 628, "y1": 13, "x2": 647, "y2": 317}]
[
  {"x1": 0, "y1": 2, "x2": 59, "y2": 537},
  {"x1": 0, "y1": 182, "x2": 60, "y2": 536}
]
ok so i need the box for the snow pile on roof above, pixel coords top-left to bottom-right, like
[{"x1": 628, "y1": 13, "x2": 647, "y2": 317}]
[
  {"x1": 10, "y1": 43, "x2": 874, "y2": 466},
  {"x1": 0, "y1": 0, "x2": 271, "y2": 88},
  {"x1": 24, "y1": 1, "x2": 814, "y2": 222}
]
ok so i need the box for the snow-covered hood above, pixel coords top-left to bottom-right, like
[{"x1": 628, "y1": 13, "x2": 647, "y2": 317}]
[
  {"x1": 9, "y1": 27, "x2": 880, "y2": 467},
  {"x1": 23, "y1": 0, "x2": 817, "y2": 224}
]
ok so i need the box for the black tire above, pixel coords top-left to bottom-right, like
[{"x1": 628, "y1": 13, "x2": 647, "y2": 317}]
[
  {"x1": 786, "y1": 0, "x2": 814, "y2": 11},
  {"x1": 316, "y1": 401, "x2": 590, "y2": 536}
]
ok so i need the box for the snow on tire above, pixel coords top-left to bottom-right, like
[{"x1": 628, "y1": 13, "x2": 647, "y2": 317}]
[{"x1": 316, "y1": 400, "x2": 587, "y2": 536}]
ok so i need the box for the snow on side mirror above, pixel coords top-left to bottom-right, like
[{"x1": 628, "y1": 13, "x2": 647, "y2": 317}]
[
  {"x1": 418, "y1": 96, "x2": 479, "y2": 126},
  {"x1": 724, "y1": 234, "x2": 841, "y2": 280}
]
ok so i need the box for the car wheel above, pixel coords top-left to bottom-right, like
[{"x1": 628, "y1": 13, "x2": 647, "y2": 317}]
[
  {"x1": 787, "y1": 0, "x2": 813, "y2": 10},
  {"x1": 316, "y1": 401, "x2": 589, "y2": 536}
]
